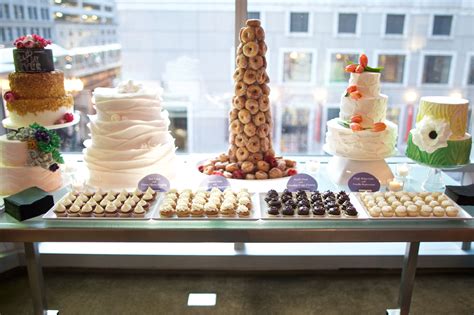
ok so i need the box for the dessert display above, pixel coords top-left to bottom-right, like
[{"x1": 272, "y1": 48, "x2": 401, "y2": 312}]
[
  {"x1": 45, "y1": 187, "x2": 158, "y2": 219},
  {"x1": 355, "y1": 191, "x2": 470, "y2": 219},
  {"x1": 261, "y1": 189, "x2": 361, "y2": 219},
  {"x1": 0, "y1": 123, "x2": 63, "y2": 195},
  {"x1": 3, "y1": 34, "x2": 74, "y2": 127},
  {"x1": 197, "y1": 19, "x2": 297, "y2": 180},
  {"x1": 83, "y1": 80, "x2": 177, "y2": 189},
  {"x1": 325, "y1": 54, "x2": 397, "y2": 160},
  {"x1": 406, "y1": 96, "x2": 471, "y2": 167},
  {"x1": 157, "y1": 188, "x2": 256, "y2": 219}
]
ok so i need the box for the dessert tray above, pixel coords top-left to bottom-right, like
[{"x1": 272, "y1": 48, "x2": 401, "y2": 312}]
[
  {"x1": 260, "y1": 190, "x2": 369, "y2": 220},
  {"x1": 2, "y1": 111, "x2": 81, "y2": 130},
  {"x1": 153, "y1": 188, "x2": 260, "y2": 220},
  {"x1": 352, "y1": 192, "x2": 472, "y2": 220},
  {"x1": 43, "y1": 188, "x2": 160, "y2": 220}
]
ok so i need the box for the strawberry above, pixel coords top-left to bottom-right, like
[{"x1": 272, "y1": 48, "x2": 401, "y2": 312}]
[
  {"x1": 232, "y1": 170, "x2": 244, "y2": 179},
  {"x1": 198, "y1": 165, "x2": 204, "y2": 173},
  {"x1": 264, "y1": 155, "x2": 278, "y2": 168},
  {"x1": 63, "y1": 113, "x2": 74, "y2": 123},
  {"x1": 287, "y1": 169, "x2": 298, "y2": 176}
]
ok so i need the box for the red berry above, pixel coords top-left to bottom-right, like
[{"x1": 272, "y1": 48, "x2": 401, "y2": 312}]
[
  {"x1": 198, "y1": 165, "x2": 204, "y2": 172},
  {"x1": 287, "y1": 169, "x2": 298, "y2": 176},
  {"x1": 232, "y1": 170, "x2": 244, "y2": 179},
  {"x1": 63, "y1": 113, "x2": 74, "y2": 123}
]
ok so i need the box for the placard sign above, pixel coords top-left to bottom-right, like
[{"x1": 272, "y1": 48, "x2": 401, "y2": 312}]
[
  {"x1": 199, "y1": 175, "x2": 230, "y2": 191},
  {"x1": 348, "y1": 172, "x2": 380, "y2": 192},
  {"x1": 138, "y1": 174, "x2": 170, "y2": 192},
  {"x1": 287, "y1": 173, "x2": 318, "y2": 192}
]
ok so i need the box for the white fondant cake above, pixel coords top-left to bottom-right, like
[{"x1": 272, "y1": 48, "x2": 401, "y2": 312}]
[
  {"x1": 84, "y1": 80, "x2": 176, "y2": 189},
  {"x1": 0, "y1": 135, "x2": 62, "y2": 195}
]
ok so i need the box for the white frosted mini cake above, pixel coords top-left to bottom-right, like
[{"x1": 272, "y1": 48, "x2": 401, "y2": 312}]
[{"x1": 84, "y1": 81, "x2": 176, "y2": 189}]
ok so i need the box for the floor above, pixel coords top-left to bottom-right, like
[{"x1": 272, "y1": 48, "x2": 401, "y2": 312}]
[{"x1": 0, "y1": 268, "x2": 473, "y2": 315}]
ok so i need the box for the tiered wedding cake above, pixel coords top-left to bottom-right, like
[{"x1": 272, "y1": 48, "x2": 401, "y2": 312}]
[
  {"x1": 325, "y1": 54, "x2": 398, "y2": 160},
  {"x1": 84, "y1": 81, "x2": 176, "y2": 189}
]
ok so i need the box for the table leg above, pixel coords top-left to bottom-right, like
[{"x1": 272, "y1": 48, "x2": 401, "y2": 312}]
[
  {"x1": 24, "y1": 242, "x2": 48, "y2": 315},
  {"x1": 461, "y1": 242, "x2": 471, "y2": 251}
]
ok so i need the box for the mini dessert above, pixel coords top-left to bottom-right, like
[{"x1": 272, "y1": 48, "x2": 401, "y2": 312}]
[
  {"x1": 53, "y1": 203, "x2": 67, "y2": 217},
  {"x1": 132, "y1": 205, "x2": 146, "y2": 218},
  {"x1": 119, "y1": 203, "x2": 133, "y2": 217},
  {"x1": 79, "y1": 204, "x2": 93, "y2": 217},
  {"x1": 93, "y1": 205, "x2": 105, "y2": 217}
]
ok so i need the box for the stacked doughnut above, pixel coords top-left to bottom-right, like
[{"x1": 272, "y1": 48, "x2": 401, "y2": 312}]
[{"x1": 198, "y1": 19, "x2": 296, "y2": 180}]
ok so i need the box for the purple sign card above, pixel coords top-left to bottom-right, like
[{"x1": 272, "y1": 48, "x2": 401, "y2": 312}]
[
  {"x1": 286, "y1": 173, "x2": 318, "y2": 192},
  {"x1": 138, "y1": 174, "x2": 170, "y2": 192},
  {"x1": 200, "y1": 175, "x2": 230, "y2": 191},
  {"x1": 348, "y1": 172, "x2": 380, "y2": 192}
]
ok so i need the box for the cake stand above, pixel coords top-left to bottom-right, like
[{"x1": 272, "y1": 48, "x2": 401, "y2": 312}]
[
  {"x1": 323, "y1": 145, "x2": 395, "y2": 186},
  {"x1": 2, "y1": 110, "x2": 81, "y2": 130},
  {"x1": 413, "y1": 161, "x2": 469, "y2": 192}
]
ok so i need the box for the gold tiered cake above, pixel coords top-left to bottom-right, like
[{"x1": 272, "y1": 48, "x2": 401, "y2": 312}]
[
  {"x1": 406, "y1": 96, "x2": 471, "y2": 167},
  {"x1": 197, "y1": 19, "x2": 296, "y2": 180}
]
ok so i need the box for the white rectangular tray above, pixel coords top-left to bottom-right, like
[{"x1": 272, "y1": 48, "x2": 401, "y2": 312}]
[
  {"x1": 259, "y1": 193, "x2": 369, "y2": 220},
  {"x1": 352, "y1": 192, "x2": 472, "y2": 220},
  {"x1": 42, "y1": 193, "x2": 162, "y2": 220},
  {"x1": 153, "y1": 193, "x2": 260, "y2": 220}
]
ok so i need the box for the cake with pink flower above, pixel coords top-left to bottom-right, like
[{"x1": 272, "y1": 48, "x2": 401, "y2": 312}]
[{"x1": 3, "y1": 34, "x2": 74, "y2": 127}]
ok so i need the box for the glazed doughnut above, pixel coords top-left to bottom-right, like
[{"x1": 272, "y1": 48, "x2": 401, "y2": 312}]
[
  {"x1": 236, "y1": 54, "x2": 248, "y2": 68},
  {"x1": 261, "y1": 84, "x2": 270, "y2": 96},
  {"x1": 246, "y1": 85, "x2": 262, "y2": 100},
  {"x1": 246, "y1": 174, "x2": 256, "y2": 180},
  {"x1": 236, "y1": 147, "x2": 249, "y2": 162},
  {"x1": 243, "y1": 69, "x2": 257, "y2": 85},
  {"x1": 245, "y1": 99, "x2": 259, "y2": 115},
  {"x1": 233, "y1": 68, "x2": 245, "y2": 81},
  {"x1": 249, "y1": 56, "x2": 264, "y2": 70},
  {"x1": 260, "y1": 137, "x2": 270, "y2": 152},
  {"x1": 258, "y1": 95, "x2": 270, "y2": 112},
  {"x1": 269, "y1": 167, "x2": 283, "y2": 179},
  {"x1": 235, "y1": 133, "x2": 248, "y2": 148},
  {"x1": 235, "y1": 81, "x2": 247, "y2": 96},
  {"x1": 257, "y1": 123, "x2": 270, "y2": 138},
  {"x1": 230, "y1": 119, "x2": 244, "y2": 134},
  {"x1": 238, "y1": 109, "x2": 252, "y2": 124},
  {"x1": 253, "y1": 111, "x2": 266, "y2": 126},
  {"x1": 255, "y1": 171, "x2": 268, "y2": 180},
  {"x1": 229, "y1": 133, "x2": 236, "y2": 144},
  {"x1": 246, "y1": 135, "x2": 261, "y2": 153},
  {"x1": 246, "y1": 19, "x2": 261, "y2": 27},
  {"x1": 240, "y1": 27, "x2": 255, "y2": 43},
  {"x1": 256, "y1": 68, "x2": 266, "y2": 84},
  {"x1": 262, "y1": 56, "x2": 267, "y2": 68},
  {"x1": 233, "y1": 96, "x2": 245, "y2": 110},
  {"x1": 263, "y1": 72, "x2": 270, "y2": 84},
  {"x1": 258, "y1": 41, "x2": 267, "y2": 56},
  {"x1": 241, "y1": 161, "x2": 255, "y2": 173},
  {"x1": 246, "y1": 153, "x2": 257, "y2": 164},
  {"x1": 228, "y1": 145, "x2": 238, "y2": 161},
  {"x1": 243, "y1": 42, "x2": 259, "y2": 57},
  {"x1": 229, "y1": 108, "x2": 239, "y2": 120},
  {"x1": 255, "y1": 26, "x2": 265, "y2": 40},
  {"x1": 257, "y1": 160, "x2": 270, "y2": 172},
  {"x1": 243, "y1": 122, "x2": 257, "y2": 137}
]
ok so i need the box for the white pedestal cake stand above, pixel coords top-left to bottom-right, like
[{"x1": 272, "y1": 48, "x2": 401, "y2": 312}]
[
  {"x1": 413, "y1": 162, "x2": 469, "y2": 192},
  {"x1": 323, "y1": 145, "x2": 395, "y2": 186},
  {"x1": 2, "y1": 110, "x2": 81, "y2": 130}
]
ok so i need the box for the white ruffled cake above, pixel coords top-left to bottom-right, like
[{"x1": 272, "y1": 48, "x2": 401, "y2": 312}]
[
  {"x1": 325, "y1": 58, "x2": 397, "y2": 160},
  {"x1": 84, "y1": 81, "x2": 176, "y2": 190}
]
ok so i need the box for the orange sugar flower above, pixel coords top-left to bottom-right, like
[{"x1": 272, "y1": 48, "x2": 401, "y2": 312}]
[
  {"x1": 359, "y1": 54, "x2": 368, "y2": 68},
  {"x1": 351, "y1": 114, "x2": 363, "y2": 124},
  {"x1": 372, "y1": 122, "x2": 387, "y2": 132},
  {"x1": 350, "y1": 122, "x2": 364, "y2": 132},
  {"x1": 345, "y1": 64, "x2": 358, "y2": 73},
  {"x1": 346, "y1": 85, "x2": 357, "y2": 94},
  {"x1": 355, "y1": 65, "x2": 365, "y2": 73},
  {"x1": 350, "y1": 91, "x2": 363, "y2": 100},
  {"x1": 27, "y1": 140, "x2": 37, "y2": 150}
]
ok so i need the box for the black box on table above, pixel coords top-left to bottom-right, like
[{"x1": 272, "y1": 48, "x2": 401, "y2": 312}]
[{"x1": 4, "y1": 187, "x2": 54, "y2": 221}]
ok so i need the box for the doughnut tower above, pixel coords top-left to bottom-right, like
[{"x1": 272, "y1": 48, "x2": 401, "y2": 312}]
[{"x1": 198, "y1": 19, "x2": 296, "y2": 180}]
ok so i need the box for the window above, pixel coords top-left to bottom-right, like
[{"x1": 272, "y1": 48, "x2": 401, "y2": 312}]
[
  {"x1": 329, "y1": 52, "x2": 358, "y2": 83},
  {"x1": 0, "y1": 4, "x2": 10, "y2": 19},
  {"x1": 468, "y1": 56, "x2": 474, "y2": 85},
  {"x1": 289, "y1": 12, "x2": 309, "y2": 33},
  {"x1": 28, "y1": 7, "x2": 38, "y2": 20},
  {"x1": 282, "y1": 50, "x2": 315, "y2": 83},
  {"x1": 7, "y1": 27, "x2": 12, "y2": 41},
  {"x1": 377, "y1": 54, "x2": 406, "y2": 84},
  {"x1": 421, "y1": 54, "x2": 453, "y2": 84},
  {"x1": 247, "y1": 11, "x2": 260, "y2": 20},
  {"x1": 0, "y1": 27, "x2": 5, "y2": 42},
  {"x1": 13, "y1": 5, "x2": 24, "y2": 20},
  {"x1": 432, "y1": 15, "x2": 453, "y2": 36},
  {"x1": 338, "y1": 13, "x2": 358, "y2": 34},
  {"x1": 385, "y1": 14, "x2": 405, "y2": 35}
]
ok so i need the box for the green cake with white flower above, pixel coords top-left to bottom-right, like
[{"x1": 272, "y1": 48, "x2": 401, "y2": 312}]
[{"x1": 406, "y1": 96, "x2": 471, "y2": 168}]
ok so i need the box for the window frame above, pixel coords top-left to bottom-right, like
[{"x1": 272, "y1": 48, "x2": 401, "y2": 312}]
[
  {"x1": 373, "y1": 50, "x2": 410, "y2": 87},
  {"x1": 418, "y1": 50, "x2": 456, "y2": 87},
  {"x1": 334, "y1": 11, "x2": 360, "y2": 38},
  {"x1": 463, "y1": 51, "x2": 474, "y2": 87},
  {"x1": 429, "y1": 13, "x2": 455, "y2": 40},
  {"x1": 325, "y1": 49, "x2": 361, "y2": 86},
  {"x1": 278, "y1": 48, "x2": 317, "y2": 86},
  {"x1": 381, "y1": 13, "x2": 408, "y2": 38},
  {"x1": 285, "y1": 10, "x2": 313, "y2": 37}
]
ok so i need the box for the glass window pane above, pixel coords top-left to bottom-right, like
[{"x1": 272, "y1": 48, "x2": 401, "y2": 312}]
[
  {"x1": 283, "y1": 51, "x2": 313, "y2": 82},
  {"x1": 468, "y1": 56, "x2": 474, "y2": 85},
  {"x1": 422, "y1": 55, "x2": 452, "y2": 84},
  {"x1": 338, "y1": 13, "x2": 357, "y2": 34},
  {"x1": 433, "y1": 15, "x2": 452, "y2": 36},
  {"x1": 378, "y1": 54, "x2": 405, "y2": 83},
  {"x1": 329, "y1": 53, "x2": 357, "y2": 83},
  {"x1": 290, "y1": 12, "x2": 309, "y2": 33},
  {"x1": 247, "y1": 11, "x2": 260, "y2": 20},
  {"x1": 386, "y1": 14, "x2": 405, "y2": 34}
]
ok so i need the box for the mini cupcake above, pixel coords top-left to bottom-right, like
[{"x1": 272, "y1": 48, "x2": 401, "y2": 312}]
[
  {"x1": 119, "y1": 203, "x2": 133, "y2": 217},
  {"x1": 83, "y1": 190, "x2": 94, "y2": 198},
  {"x1": 441, "y1": 200, "x2": 453, "y2": 207},
  {"x1": 73, "y1": 199, "x2": 84, "y2": 208},
  {"x1": 400, "y1": 195, "x2": 411, "y2": 203},
  {"x1": 93, "y1": 205, "x2": 105, "y2": 217},
  {"x1": 407, "y1": 192, "x2": 417, "y2": 198},
  {"x1": 104, "y1": 192, "x2": 115, "y2": 201},
  {"x1": 113, "y1": 199, "x2": 123, "y2": 208},
  {"x1": 61, "y1": 198, "x2": 73, "y2": 209},
  {"x1": 429, "y1": 200, "x2": 440, "y2": 208},
  {"x1": 391, "y1": 201, "x2": 402, "y2": 208},
  {"x1": 407, "y1": 205, "x2": 418, "y2": 217},
  {"x1": 145, "y1": 187, "x2": 157, "y2": 198},
  {"x1": 193, "y1": 196, "x2": 207, "y2": 205},
  {"x1": 92, "y1": 192, "x2": 103, "y2": 202},
  {"x1": 105, "y1": 202, "x2": 118, "y2": 217},
  {"x1": 237, "y1": 204, "x2": 250, "y2": 217},
  {"x1": 176, "y1": 205, "x2": 190, "y2": 217},
  {"x1": 191, "y1": 203, "x2": 205, "y2": 217},
  {"x1": 424, "y1": 195, "x2": 435, "y2": 203},
  {"x1": 78, "y1": 193, "x2": 89, "y2": 203},
  {"x1": 160, "y1": 203, "x2": 176, "y2": 218},
  {"x1": 220, "y1": 202, "x2": 236, "y2": 217},
  {"x1": 414, "y1": 200, "x2": 425, "y2": 208},
  {"x1": 238, "y1": 196, "x2": 252, "y2": 209},
  {"x1": 433, "y1": 206, "x2": 445, "y2": 217},
  {"x1": 133, "y1": 188, "x2": 144, "y2": 198},
  {"x1": 365, "y1": 200, "x2": 376, "y2": 208},
  {"x1": 67, "y1": 204, "x2": 81, "y2": 217},
  {"x1": 116, "y1": 192, "x2": 128, "y2": 202},
  {"x1": 381, "y1": 206, "x2": 394, "y2": 217},
  {"x1": 79, "y1": 204, "x2": 93, "y2": 217},
  {"x1": 403, "y1": 201, "x2": 414, "y2": 207},
  {"x1": 204, "y1": 203, "x2": 219, "y2": 217},
  {"x1": 66, "y1": 192, "x2": 77, "y2": 202},
  {"x1": 87, "y1": 198, "x2": 97, "y2": 207},
  {"x1": 99, "y1": 198, "x2": 109, "y2": 207},
  {"x1": 419, "y1": 205, "x2": 433, "y2": 217},
  {"x1": 54, "y1": 203, "x2": 67, "y2": 217},
  {"x1": 413, "y1": 196, "x2": 423, "y2": 202},
  {"x1": 120, "y1": 189, "x2": 130, "y2": 198},
  {"x1": 132, "y1": 205, "x2": 146, "y2": 218},
  {"x1": 387, "y1": 196, "x2": 398, "y2": 204},
  {"x1": 437, "y1": 194, "x2": 448, "y2": 202},
  {"x1": 131, "y1": 194, "x2": 141, "y2": 203},
  {"x1": 369, "y1": 206, "x2": 382, "y2": 217},
  {"x1": 445, "y1": 206, "x2": 459, "y2": 217},
  {"x1": 208, "y1": 196, "x2": 221, "y2": 207},
  {"x1": 395, "y1": 206, "x2": 407, "y2": 217},
  {"x1": 125, "y1": 197, "x2": 136, "y2": 207},
  {"x1": 136, "y1": 199, "x2": 150, "y2": 211}
]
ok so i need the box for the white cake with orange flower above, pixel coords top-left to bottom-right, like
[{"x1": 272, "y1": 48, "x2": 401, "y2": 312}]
[{"x1": 325, "y1": 54, "x2": 398, "y2": 160}]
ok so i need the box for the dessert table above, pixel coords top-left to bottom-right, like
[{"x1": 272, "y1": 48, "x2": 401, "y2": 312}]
[{"x1": 0, "y1": 158, "x2": 473, "y2": 315}]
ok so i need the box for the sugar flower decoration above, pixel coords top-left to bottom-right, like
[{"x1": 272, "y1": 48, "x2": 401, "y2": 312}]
[
  {"x1": 14, "y1": 34, "x2": 51, "y2": 49},
  {"x1": 411, "y1": 116, "x2": 452, "y2": 154}
]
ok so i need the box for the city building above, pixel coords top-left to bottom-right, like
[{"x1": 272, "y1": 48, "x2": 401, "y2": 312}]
[{"x1": 116, "y1": 0, "x2": 474, "y2": 155}]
